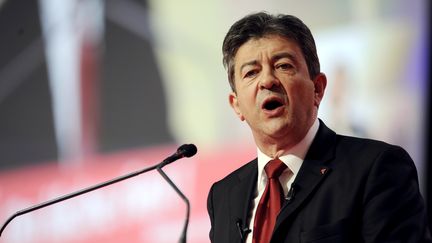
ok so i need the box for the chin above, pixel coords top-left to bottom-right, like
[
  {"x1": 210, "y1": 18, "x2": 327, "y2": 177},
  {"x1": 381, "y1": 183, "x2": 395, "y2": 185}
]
[{"x1": 265, "y1": 122, "x2": 293, "y2": 138}]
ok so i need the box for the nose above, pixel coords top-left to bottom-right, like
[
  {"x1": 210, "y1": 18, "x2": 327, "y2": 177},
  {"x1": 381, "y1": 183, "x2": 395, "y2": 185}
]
[{"x1": 259, "y1": 68, "x2": 280, "y2": 90}]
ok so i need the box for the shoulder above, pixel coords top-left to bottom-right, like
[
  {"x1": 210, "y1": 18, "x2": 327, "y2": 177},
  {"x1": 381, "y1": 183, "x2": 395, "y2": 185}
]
[
  {"x1": 317, "y1": 120, "x2": 411, "y2": 163},
  {"x1": 335, "y1": 134, "x2": 410, "y2": 159},
  {"x1": 332, "y1": 134, "x2": 417, "y2": 178},
  {"x1": 207, "y1": 158, "x2": 257, "y2": 210}
]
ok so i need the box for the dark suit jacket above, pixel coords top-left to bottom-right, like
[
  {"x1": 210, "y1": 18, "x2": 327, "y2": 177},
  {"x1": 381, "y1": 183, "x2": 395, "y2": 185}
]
[{"x1": 207, "y1": 121, "x2": 431, "y2": 243}]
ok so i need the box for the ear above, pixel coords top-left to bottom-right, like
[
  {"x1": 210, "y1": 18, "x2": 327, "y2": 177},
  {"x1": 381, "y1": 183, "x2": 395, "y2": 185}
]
[
  {"x1": 313, "y1": 73, "x2": 327, "y2": 107},
  {"x1": 229, "y1": 92, "x2": 245, "y2": 121}
]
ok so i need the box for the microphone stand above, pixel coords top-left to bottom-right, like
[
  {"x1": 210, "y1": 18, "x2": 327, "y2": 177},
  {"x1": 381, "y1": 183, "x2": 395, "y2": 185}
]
[
  {"x1": 0, "y1": 144, "x2": 196, "y2": 241},
  {"x1": 0, "y1": 163, "x2": 159, "y2": 237},
  {"x1": 157, "y1": 165, "x2": 190, "y2": 243}
]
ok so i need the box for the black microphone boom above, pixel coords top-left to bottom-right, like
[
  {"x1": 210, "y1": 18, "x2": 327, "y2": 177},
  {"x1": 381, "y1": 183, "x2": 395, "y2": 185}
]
[
  {"x1": 156, "y1": 144, "x2": 197, "y2": 243},
  {"x1": 157, "y1": 166, "x2": 189, "y2": 243},
  {"x1": 0, "y1": 144, "x2": 197, "y2": 238}
]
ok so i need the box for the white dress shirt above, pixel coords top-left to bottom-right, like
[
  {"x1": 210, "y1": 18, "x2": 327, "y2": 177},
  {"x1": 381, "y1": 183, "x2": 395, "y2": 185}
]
[{"x1": 245, "y1": 118, "x2": 319, "y2": 243}]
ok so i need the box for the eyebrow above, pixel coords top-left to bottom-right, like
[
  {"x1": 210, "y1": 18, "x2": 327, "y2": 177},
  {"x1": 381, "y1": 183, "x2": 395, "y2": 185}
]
[
  {"x1": 272, "y1": 52, "x2": 297, "y2": 63},
  {"x1": 239, "y1": 60, "x2": 258, "y2": 73}
]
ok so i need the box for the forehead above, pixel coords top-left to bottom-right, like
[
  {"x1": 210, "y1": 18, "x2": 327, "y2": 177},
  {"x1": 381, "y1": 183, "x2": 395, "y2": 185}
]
[{"x1": 234, "y1": 35, "x2": 303, "y2": 65}]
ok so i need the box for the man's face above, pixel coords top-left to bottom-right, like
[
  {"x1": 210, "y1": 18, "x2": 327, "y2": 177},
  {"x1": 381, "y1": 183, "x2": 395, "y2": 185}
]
[{"x1": 229, "y1": 35, "x2": 326, "y2": 148}]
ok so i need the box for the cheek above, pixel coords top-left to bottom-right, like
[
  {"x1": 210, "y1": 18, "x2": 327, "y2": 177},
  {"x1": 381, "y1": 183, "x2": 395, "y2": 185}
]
[
  {"x1": 238, "y1": 93, "x2": 261, "y2": 120},
  {"x1": 287, "y1": 82, "x2": 315, "y2": 105},
  {"x1": 239, "y1": 86, "x2": 258, "y2": 103},
  {"x1": 238, "y1": 96, "x2": 256, "y2": 114}
]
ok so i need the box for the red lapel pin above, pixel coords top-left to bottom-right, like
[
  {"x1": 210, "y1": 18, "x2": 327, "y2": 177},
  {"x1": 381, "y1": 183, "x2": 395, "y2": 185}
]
[{"x1": 320, "y1": 168, "x2": 327, "y2": 175}]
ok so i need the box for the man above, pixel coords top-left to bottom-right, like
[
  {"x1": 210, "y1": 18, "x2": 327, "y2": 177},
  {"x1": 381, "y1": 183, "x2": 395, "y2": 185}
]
[{"x1": 207, "y1": 12, "x2": 430, "y2": 243}]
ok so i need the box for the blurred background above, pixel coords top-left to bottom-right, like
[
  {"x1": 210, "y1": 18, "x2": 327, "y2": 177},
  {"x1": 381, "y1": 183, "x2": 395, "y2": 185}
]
[{"x1": 0, "y1": 0, "x2": 429, "y2": 242}]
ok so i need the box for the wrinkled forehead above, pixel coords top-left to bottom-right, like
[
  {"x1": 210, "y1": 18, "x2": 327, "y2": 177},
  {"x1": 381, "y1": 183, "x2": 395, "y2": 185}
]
[{"x1": 233, "y1": 35, "x2": 302, "y2": 66}]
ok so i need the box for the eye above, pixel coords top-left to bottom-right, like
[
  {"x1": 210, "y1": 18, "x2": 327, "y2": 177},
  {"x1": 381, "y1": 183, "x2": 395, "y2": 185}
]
[
  {"x1": 243, "y1": 69, "x2": 259, "y2": 79},
  {"x1": 276, "y1": 63, "x2": 293, "y2": 70}
]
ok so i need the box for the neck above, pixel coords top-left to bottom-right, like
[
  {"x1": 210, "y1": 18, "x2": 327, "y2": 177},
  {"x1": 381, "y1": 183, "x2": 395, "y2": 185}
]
[
  {"x1": 255, "y1": 118, "x2": 318, "y2": 158},
  {"x1": 255, "y1": 135, "x2": 302, "y2": 158}
]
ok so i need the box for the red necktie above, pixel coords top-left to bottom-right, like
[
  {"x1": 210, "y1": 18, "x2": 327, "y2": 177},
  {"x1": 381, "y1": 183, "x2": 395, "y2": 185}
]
[{"x1": 253, "y1": 158, "x2": 287, "y2": 243}]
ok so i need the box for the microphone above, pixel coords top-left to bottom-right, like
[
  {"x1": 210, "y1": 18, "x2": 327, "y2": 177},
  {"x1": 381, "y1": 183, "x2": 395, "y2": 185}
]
[
  {"x1": 159, "y1": 144, "x2": 197, "y2": 167},
  {"x1": 285, "y1": 183, "x2": 296, "y2": 202},
  {"x1": 236, "y1": 219, "x2": 251, "y2": 243},
  {"x1": 0, "y1": 144, "x2": 197, "y2": 238},
  {"x1": 156, "y1": 144, "x2": 197, "y2": 243}
]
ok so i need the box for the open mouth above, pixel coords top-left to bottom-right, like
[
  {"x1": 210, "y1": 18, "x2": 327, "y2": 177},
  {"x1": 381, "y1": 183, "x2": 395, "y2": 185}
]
[{"x1": 262, "y1": 98, "x2": 284, "y2": 111}]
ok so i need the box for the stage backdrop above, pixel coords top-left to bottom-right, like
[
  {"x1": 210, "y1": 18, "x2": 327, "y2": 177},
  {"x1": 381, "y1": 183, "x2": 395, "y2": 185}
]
[{"x1": 0, "y1": 0, "x2": 428, "y2": 242}]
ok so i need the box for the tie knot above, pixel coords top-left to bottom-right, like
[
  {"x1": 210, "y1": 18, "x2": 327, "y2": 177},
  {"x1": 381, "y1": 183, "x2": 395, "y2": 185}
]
[{"x1": 264, "y1": 158, "x2": 287, "y2": 179}]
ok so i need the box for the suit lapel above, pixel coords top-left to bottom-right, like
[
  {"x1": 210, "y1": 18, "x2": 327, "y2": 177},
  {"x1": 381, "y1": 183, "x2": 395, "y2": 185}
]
[
  {"x1": 274, "y1": 120, "x2": 336, "y2": 232},
  {"x1": 229, "y1": 160, "x2": 257, "y2": 242}
]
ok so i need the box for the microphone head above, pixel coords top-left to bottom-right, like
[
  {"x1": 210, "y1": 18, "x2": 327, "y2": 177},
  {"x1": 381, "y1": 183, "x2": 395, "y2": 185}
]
[{"x1": 177, "y1": 144, "x2": 197, "y2": 158}]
